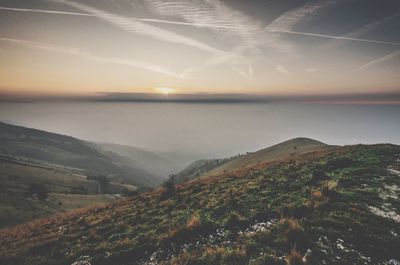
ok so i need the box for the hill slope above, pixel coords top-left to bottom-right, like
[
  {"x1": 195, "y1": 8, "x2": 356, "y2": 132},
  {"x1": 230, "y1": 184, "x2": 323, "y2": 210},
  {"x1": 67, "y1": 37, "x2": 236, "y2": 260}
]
[
  {"x1": 0, "y1": 122, "x2": 160, "y2": 187},
  {"x1": 1, "y1": 144, "x2": 399, "y2": 265},
  {"x1": 0, "y1": 156, "x2": 137, "y2": 228},
  {"x1": 94, "y1": 143, "x2": 185, "y2": 182},
  {"x1": 177, "y1": 138, "x2": 328, "y2": 182}
]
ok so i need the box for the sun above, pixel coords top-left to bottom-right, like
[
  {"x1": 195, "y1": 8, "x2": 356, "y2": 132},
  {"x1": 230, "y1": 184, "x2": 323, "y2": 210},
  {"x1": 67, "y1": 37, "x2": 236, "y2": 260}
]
[{"x1": 156, "y1": 87, "x2": 177, "y2": 95}]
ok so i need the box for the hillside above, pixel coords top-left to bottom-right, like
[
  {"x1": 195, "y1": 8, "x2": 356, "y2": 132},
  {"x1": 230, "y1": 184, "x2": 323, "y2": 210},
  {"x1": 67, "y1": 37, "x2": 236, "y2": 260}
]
[
  {"x1": 175, "y1": 157, "x2": 238, "y2": 183},
  {"x1": 0, "y1": 122, "x2": 160, "y2": 187},
  {"x1": 94, "y1": 143, "x2": 187, "y2": 182},
  {"x1": 1, "y1": 144, "x2": 399, "y2": 265},
  {"x1": 0, "y1": 157, "x2": 137, "y2": 228},
  {"x1": 177, "y1": 138, "x2": 328, "y2": 182}
]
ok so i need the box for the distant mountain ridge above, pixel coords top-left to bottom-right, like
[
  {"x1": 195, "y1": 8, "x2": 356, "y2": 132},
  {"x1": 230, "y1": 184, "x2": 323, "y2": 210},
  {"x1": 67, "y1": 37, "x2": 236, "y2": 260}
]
[
  {"x1": 0, "y1": 122, "x2": 168, "y2": 187},
  {"x1": 94, "y1": 143, "x2": 188, "y2": 182}
]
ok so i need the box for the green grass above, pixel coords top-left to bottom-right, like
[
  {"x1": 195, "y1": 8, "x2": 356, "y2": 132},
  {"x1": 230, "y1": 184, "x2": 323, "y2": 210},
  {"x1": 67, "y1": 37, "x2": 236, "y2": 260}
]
[
  {"x1": 0, "y1": 144, "x2": 399, "y2": 265},
  {"x1": 0, "y1": 159, "x2": 136, "y2": 228},
  {"x1": 184, "y1": 137, "x2": 328, "y2": 180}
]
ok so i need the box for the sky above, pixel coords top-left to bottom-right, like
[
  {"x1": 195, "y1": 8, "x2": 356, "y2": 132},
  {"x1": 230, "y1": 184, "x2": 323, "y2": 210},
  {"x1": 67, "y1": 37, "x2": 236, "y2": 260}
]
[{"x1": 0, "y1": 0, "x2": 400, "y2": 98}]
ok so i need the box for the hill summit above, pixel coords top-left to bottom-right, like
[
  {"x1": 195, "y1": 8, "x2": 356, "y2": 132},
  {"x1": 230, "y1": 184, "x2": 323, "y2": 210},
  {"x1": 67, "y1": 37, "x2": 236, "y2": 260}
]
[{"x1": 176, "y1": 137, "x2": 327, "y2": 183}]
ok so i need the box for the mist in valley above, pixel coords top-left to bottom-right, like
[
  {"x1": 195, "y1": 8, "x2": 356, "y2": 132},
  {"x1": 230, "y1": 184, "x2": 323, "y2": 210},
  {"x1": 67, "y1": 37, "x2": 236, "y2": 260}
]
[{"x1": 0, "y1": 102, "x2": 399, "y2": 164}]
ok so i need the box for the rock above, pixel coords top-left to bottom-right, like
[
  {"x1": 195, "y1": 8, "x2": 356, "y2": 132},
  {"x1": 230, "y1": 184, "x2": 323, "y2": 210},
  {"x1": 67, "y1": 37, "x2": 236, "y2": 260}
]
[
  {"x1": 71, "y1": 255, "x2": 92, "y2": 265},
  {"x1": 302, "y1": 249, "x2": 312, "y2": 263}
]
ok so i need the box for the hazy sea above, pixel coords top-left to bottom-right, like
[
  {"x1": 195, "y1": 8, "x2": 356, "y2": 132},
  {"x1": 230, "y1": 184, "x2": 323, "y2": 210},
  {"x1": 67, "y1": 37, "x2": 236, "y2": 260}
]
[{"x1": 0, "y1": 102, "x2": 399, "y2": 158}]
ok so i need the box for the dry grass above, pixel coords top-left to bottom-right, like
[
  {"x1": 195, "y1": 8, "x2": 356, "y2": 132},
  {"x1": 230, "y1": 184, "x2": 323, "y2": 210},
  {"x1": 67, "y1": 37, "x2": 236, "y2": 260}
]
[
  {"x1": 286, "y1": 249, "x2": 305, "y2": 265},
  {"x1": 186, "y1": 214, "x2": 201, "y2": 230}
]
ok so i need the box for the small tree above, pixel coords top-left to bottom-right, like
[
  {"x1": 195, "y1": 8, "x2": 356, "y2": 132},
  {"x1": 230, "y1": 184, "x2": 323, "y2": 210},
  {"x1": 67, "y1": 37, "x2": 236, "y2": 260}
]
[
  {"x1": 161, "y1": 174, "x2": 176, "y2": 199},
  {"x1": 97, "y1": 175, "x2": 110, "y2": 194}
]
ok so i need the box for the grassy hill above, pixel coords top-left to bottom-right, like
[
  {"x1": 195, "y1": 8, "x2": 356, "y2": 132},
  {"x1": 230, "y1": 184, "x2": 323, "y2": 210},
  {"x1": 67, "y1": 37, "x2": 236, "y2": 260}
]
[
  {"x1": 177, "y1": 138, "x2": 328, "y2": 182},
  {"x1": 1, "y1": 143, "x2": 399, "y2": 265},
  {"x1": 0, "y1": 122, "x2": 161, "y2": 187},
  {"x1": 175, "y1": 157, "x2": 238, "y2": 183},
  {"x1": 0, "y1": 122, "x2": 172, "y2": 228},
  {"x1": 0, "y1": 157, "x2": 136, "y2": 228}
]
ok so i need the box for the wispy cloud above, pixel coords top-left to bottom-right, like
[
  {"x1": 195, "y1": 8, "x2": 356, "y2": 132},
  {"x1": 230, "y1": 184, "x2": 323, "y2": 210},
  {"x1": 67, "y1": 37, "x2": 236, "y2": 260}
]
[
  {"x1": 356, "y1": 50, "x2": 400, "y2": 71},
  {"x1": 0, "y1": 2, "x2": 254, "y2": 79},
  {"x1": 266, "y1": 0, "x2": 337, "y2": 32},
  {"x1": 0, "y1": 5, "x2": 242, "y2": 29},
  {"x1": 0, "y1": 6, "x2": 95, "y2": 16},
  {"x1": 144, "y1": 0, "x2": 261, "y2": 78},
  {"x1": 261, "y1": 0, "x2": 338, "y2": 52},
  {"x1": 146, "y1": 0, "x2": 260, "y2": 42},
  {"x1": 49, "y1": 0, "x2": 224, "y2": 55},
  {"x1": 0, "y1": 37, "x2": 182, "y2": 77},
  {"x1": 275, "y1": 65, "x2": 289, "y2": 75}
]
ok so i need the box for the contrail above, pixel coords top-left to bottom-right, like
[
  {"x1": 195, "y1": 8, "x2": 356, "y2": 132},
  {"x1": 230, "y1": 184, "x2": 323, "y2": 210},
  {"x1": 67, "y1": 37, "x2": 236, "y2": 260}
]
[
  {"x1": 357, "y1": 50, "x2": 400, "y2": 71},
  {"x1": 0, "y1": 6, "x2": 91, "y2": 16},
  {"x1": 49, "y1": 0, "x2": 223, "y2": 55},
  {"x1": 277, "y1": 30, "x2": 400, "y2": 46},
  {"x1": 0, "y1": 6, "x2": 235, "y2": 29}
]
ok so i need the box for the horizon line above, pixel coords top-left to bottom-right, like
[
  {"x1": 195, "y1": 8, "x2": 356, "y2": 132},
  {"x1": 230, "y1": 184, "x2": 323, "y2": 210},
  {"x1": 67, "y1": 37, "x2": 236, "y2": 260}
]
[{"x1": 1, "y1": 91, "x2": 400, "y2": 104}]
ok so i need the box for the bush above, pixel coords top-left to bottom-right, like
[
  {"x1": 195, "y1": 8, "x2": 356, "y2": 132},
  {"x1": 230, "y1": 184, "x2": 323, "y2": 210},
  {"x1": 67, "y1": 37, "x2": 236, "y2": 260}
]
[
  {"x1": 223, "y1": 211, "x2": 245, "y2": 230},
  {"x1": 308, "y1": 169, "x2": 329, "y2": 185},
  {"x1": 325, "y1": 158, "x2": 354, "y2": 171},
  {"x1": 278, "y1": 218, "x2": 309, "y2": 252},
  {"x1": 87, "y1": 175, "x2": 110, "y2": 194},
  {"x1": 160, "y1": 175, "x2": 176, "y2": 200},
  {"x1": 285, "y1": 249, "x2": 304, "y2": 265}
]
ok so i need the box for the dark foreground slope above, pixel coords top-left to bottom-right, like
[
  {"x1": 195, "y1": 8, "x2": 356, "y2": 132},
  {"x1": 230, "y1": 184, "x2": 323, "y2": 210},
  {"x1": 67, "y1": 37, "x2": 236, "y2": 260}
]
[{"x1": 1, "y1": 144, "x2": 400, "y2": 265}]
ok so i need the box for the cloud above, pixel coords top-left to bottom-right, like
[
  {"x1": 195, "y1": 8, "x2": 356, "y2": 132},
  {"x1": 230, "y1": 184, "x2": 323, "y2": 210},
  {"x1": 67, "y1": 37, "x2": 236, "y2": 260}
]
[
  {"x1": 275, "y1": 65, "x2": 289, "y2": 75},
  {"x1": 1, "y1": 1, "x2": 255, "y2": 80},
  {"x1": 260, "y1": 0, "x2": 338, "y2": 52},
  {"x1": 0, "y1": 37, "x2": 182, "y2": 77},
  {"x1": 144, "y1": 0, "x2": 261, "y2": 78},
  {"x1": 145, "y1": 0, "x2": 260, "y2": 42},
  {"x1": 356, "y1": 50, "x2": 400, "y2": 71},
  {"x1": 0, "y1": 6, "x2": 96, "y2": 17},
  {"x1": 266, "y1": 0, "x2": 337, "y2": 33},
  {"x1": 0, "y1": 5, "x2": 243, "y2": 29},
  {"x1": 49, "y1": 0, "x2": 224, "y2": 55}
]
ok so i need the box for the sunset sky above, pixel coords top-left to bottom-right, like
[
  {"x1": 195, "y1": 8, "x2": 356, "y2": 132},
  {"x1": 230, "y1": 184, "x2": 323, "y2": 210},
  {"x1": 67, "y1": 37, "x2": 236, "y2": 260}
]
[{"x1": 0, "y1": 0, "x2": 399, "y2": 98}]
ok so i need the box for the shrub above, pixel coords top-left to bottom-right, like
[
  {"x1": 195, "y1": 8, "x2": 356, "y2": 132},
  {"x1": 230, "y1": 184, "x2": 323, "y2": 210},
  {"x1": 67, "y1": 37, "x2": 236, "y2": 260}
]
[
  {"x1": 324, "y1": 157, "x2": 354, "y2": 171},
  {"x1": 160, "y1": 175, "x2": 177, "y2": 200},
  {"x1": 199, "y1": 247, "x2": 247, "y2": 265},
  {"x1": 321, "y1": 180, "x2": 338, "y2": 197},
  {"x1": 308, "y1": 169, "x2": 329, "y2": 185},
  {"x1": 285, "y1": 249, "x2": 304, "y2": 265},
  {"x1": 186, "y1": 214, "x2": 201, "y2": 230},
  {"x1": 224, "y1": 211, "x2": 245, "y2": 230},
  {"x1": 278, "y1": 218, "x2": 309, "y2": 252}
]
